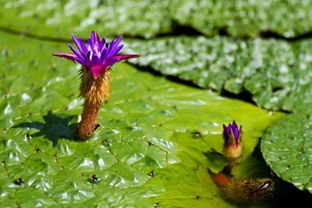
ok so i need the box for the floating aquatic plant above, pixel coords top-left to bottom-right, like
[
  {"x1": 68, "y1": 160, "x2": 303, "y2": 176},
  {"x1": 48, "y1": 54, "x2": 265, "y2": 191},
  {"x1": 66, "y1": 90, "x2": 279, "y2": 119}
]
[{"x1": 53, "y1": 31, "x2": 139, "y2": 139}]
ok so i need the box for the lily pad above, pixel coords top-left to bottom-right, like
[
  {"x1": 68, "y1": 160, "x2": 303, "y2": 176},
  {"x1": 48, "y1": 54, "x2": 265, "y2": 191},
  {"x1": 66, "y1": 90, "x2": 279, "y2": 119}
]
[
  {"x1": 170, "y1": 0, "x2": 312, "y2": 38},
  {"x1": 125, "y1": 36, "x2": 312, "y2": 113},
  {"x1": 1, "y1": 0, "x2": 312, "y2": 39},
  {"x1": 0, "y1": 32, "x2": 283, "y2": 207},
  {"x1": 261, "y1": 113, "x2": 312, "y2": 193},
  {"x1": 0, "y1": 0, "x2": 171, "y2": 39}
]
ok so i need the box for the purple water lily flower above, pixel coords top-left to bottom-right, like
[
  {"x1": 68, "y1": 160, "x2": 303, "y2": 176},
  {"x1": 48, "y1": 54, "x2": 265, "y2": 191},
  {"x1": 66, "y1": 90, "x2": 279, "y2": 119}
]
[
  {"x1": 223, "y1": 120, "x2": 242, "y2": 146},
  {"x1": 53, "y1": 31, "x2": 139, "y2": 79}
]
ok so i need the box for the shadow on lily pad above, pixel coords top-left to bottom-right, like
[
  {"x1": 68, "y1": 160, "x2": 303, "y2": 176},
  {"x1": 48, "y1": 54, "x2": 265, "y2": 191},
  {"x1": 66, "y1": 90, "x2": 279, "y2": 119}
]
[{"x1": 14, "y1": 113, "x2": 78, "y2": 145}]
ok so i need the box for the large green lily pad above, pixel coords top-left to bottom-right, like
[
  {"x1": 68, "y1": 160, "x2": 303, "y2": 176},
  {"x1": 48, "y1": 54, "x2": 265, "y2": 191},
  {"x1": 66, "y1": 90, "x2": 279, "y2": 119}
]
[
  {"x1": 1, "y1": 0, "x2": 311, "y2": 39},
  {"x1": 125, "y1": 36, "x2": 312, "y2": 113},
  {"x1": 170, "y1": 0, "x2": 312, "y2": 38},
  {"x1": 0, "y1": 32, "x2": 283, "y2": 207},
  {"x1": 261, "y1": 113, "x2": 312, "y2": 193},
  {"x1": 0, "y1": 0, "x2": 171, "y2": 39}
]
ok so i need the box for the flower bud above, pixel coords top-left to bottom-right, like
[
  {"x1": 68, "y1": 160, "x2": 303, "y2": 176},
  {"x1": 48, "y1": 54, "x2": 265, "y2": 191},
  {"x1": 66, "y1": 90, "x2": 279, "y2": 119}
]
[{"x1": 222, "y1": 120, "x2": 242, "y2": 161}]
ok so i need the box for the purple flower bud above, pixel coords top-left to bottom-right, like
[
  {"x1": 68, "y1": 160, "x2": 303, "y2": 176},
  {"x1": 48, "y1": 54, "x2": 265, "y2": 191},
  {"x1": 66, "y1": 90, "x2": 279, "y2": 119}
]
[
  {"x1": 223, "y1": 120, "x2": 242, "y2": 146},
  {"x1": 222, "y1": 120, "x2": 242, "y2": 161},
  {"x1": 53, "y1": 31, "x2": 139, "y2": 79}
]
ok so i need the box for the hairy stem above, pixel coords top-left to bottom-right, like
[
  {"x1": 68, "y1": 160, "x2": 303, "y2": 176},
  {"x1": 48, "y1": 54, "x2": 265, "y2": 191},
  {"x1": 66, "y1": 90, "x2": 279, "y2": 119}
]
[
  {"x1": 77, "y1": 68, "x2": 110, "y2": 139},
  {"x1": 77, "y1": 101, "x2": 100, "y2": 139}
]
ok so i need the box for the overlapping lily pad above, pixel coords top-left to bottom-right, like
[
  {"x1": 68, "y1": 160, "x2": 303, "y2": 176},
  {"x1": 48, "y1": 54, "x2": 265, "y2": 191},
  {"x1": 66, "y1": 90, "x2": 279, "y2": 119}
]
[
  {"x1": 261, "y1": 113, "x2": 312, "y2": 193},
  {"x1": 125, "y1": 36, "x2": 312, "y2": 113},
  {"x1": 170, "y1": 0, "x2": 312, "y2": 38},
  {"x1": 0, "y1": 0, "x2": 171, "y2": 39},
  {"x1": 0, "y1": 32, "x2": 283, "y2": 207},
  {"x1": 1, "y1": 0, "x2": 312, "y2": 39}
]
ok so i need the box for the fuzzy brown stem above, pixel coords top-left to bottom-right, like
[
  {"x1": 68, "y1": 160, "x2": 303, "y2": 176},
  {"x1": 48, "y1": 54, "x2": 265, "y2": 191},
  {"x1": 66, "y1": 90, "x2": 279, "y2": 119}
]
[
  {"x1": 77, "y1": 101, "x2": 101, "y2": 139},
  {"x1": 77, "y1": 69, "x2": 110, "y2": 139}
]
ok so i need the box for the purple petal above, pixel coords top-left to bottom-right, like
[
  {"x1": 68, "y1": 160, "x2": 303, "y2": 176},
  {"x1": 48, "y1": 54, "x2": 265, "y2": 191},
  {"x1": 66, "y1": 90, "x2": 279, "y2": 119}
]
[
  {"x1": 87, "y1": 37, "x2": 96, "y2": 53},
  {"x1": 105, "y1": 45, "x2": 123, "y2": 60},
  {"x1": 113, "y1": 54, "x2": 140, "y2": 61},
  {"x1": 71, "y1": 34, "x2": 87, "y2": 56},
  {"x1": 99, "y1": 38, "x2": 106, "y2": 52},
  {"x1": 114, "y1": 35, "x2": 123, "y2": 46},
  {"x1": 68, "y1": 44, "x2": 87, "y2": 65},
  {"x1": 91, "y1": 31, "x2": 100, "y2": 46},
  {"x1": 87, "y1": 39, "x2": 93, "y2": 50},
  {"x1": 226, "y1": 125, "x2": 232, "y2": 135},
  {"x1": 52, "y1": 53, "x2": 76, "y2": 61},
  {"x1": 68, "y1": 44, "x2": 82, "y2": 58},
  {"x1": 90, "y1": 52, "x2": 100, "y2": 64},
  {"x1": 105, "y1": 58, "x2": 119, "y2": 66},
  {"x1": 109, "y1": 36, "x2": 123, "y2": 51},
  {"x1": 231, "y1": 121, "x2": 240, "y2": 140},
  {"x1": 105, "y1": 36, "x2": 124, "y2": 59},
  {"x1": 105, "y1": 54, "x2": 140, "y2": 66},
  {"x1": 232, "y1": 127, "x2": 239, "y2": 140}
]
